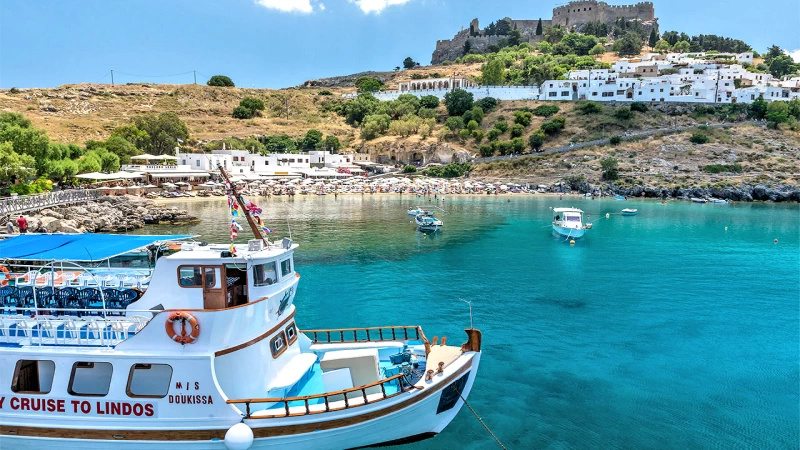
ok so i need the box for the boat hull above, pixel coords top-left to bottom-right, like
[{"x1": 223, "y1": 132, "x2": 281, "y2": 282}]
[
  {"x1": 1, "y1": 354, "x2": 480, "y2": 450},
  {"x1": 552, "y1": 225, "x2": 585, "y2": 239}
]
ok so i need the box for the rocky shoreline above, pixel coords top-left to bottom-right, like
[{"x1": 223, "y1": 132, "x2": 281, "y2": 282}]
[
  {"x1": 14, "y1": 195, "x2": 199, "y2": 234},
  {"x1": 556, "y1": 179, "x2": 800, "y2": 202}
]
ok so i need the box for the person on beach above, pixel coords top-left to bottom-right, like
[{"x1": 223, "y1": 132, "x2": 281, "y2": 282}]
[{"x1": 16, "y1": 215, "x2": 28, "y2": 234}]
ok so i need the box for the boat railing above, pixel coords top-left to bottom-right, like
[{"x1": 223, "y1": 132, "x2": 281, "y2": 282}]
[
  {"x1": 302, "y1": 325, "x2": 431, "y2": 347},
  {"x1": 226, "y1": 373, "x2": 420, "y2": 419},
  {"x1": 0, "y1": 307, "x2": 153, "y2": 347}
]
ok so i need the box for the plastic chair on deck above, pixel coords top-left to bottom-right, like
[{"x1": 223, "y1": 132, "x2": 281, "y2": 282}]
[
  {"x1": 12, "y1": 286, "x2": 34, "y2": 316},
  {"x1": 0, "y1": 286, "x2": 16, "y2": 315},
  {"x1": 35, "y1": 287, "x2": 56, "y2": 315},
  {"x1": 66, "y1": 273, "x2": 84, "y2": 288},
  {"x1": 102, "y1": 275, "x2": 121, "y2": 288},
  {"x1": 79, "y1": 274, "x2": 100, "y2": 288},
  {"x1": 14, "y1": 271, "x2": 37, "y2": 287},
  {"x1": 102, "y1": 289, "x2": 122, "y2": 315},
  {"x1": 117, "y1": 289, "x2": 140, "y2": 309},
  {"x1": 120, "y1": 275, "x2": 138, "y2": 289},
  {"x1": 76, "y1": 288, "x2": 102, "y2": 317},
  {"x1": 55, "y1": 287, "x2": 80, "y2": 315}
]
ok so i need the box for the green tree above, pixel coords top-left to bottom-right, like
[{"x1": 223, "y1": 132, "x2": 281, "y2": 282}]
[
  {"x1": 207, "y1": 75, "x2": 234, "y2": 87},
  {"x1": 769, "y1": 55, "x2": 797, "y2": 78},
  {"x1": 654, "y1": 39, "x2": 671, "y2": 52},
  {"x1": 232, "y1": 105, "x2": 253, "y2": 119},
  {"x1": 321, "y1": 135, "x2": 341, "y2": 153},
  {"x1": 444, "y1": 116, "x2": 465, "y2": 136},
  {"x1": 601, "y1": 157, "x2": 619, "y2": 180},
  {"x1": 111, "y1": 124, "x2": 149, "y2": 149},
  {"x1": 344, "y1": 93, "x2": 379, "y2": 125},
  {"x1": 510, "y1": 124, "x2": 524, "y2": 138},
  {"x1": 630, "y1": 101, "x2": 648, "y2": 113},
  {"x1": 481, "y1": 58, "x2": 506, "y2": 85},
  {"x1": 355, "y1": 77, "x2": 383, "y2": 93},
  {"x1": 577, "y1": 101, "x2": 603, "y2": 114},
  {"x1": 103, "y1": 135, "x2": 139, "y2": 164},
  {"x1": 419, "y1": 95, "x2": 440, "y2": 109},
  {"x1": 470, "y1": 106, "x2": 485, "y2": 123},
  {"x1": 475, "y1": 97, "x2": 498, "y2": 113},
  {"x1": 403, "y1": 57, "x2": 418, "y2": 69},
  {"x1": 537, "y1": 41, "x2": 553, "y2": 54},
  {"x1": 240, "y1": 97, "x2": 265, "y2": 115},
  {"x1": 261, "y1": 134, "x2": 298, "y2": 154},
  {"x1": 535, "y1": 18, "x2": 543, "y2": 35},
  {"x1": 0, "y1": 142, "x2": 36, "y2": 182},
  {"x1": 764, "y1": 45, "x2": 784, "y2": 63},
  {"x1": 513, "y1": 110, "x2": 533, "y2": 127},
  {"x1": 360, "y1": 114, "x2": 391, "y2": 140},
  {"x1": 613, "y1": 31, "x2": 643, "y2": 56},
  {"x1": 589, "y1": 44, "x2": 606, "y2": 56},
  {"x1": 494, "y1": 120, "x2": 509, "y2": 133},
  {"x1": 443, "y1": 89, "x2": 474, "y2": 116},
  {"x1": 486, "y1": 128, "x2": 501, "y2": 141},
  {"x1": 129, "y1": 112, "x2": 189, "y2": 155},
  {"x1": 467, "y1": 120, "x2": 479, "y2": 131},
  {"x1": 672, "y1": 40, "x2": 690, "y2": 53},
  {"x1": 302, "y1": 129, "x2": 324, "y2": 149},
  {"x1": 748, "y1": 97, "x2": 768, "y2": 119},
  {"x1": 463, "y1": 40, "x2": 472, "y2": 55},
  {"x1": 689, "y1": 133, "x2": 709, "y2": 144},
  {"x1": 402, "y1": 164, "x2": 417, "y2": 173},
  {"x1": 614, "y1": 107, "x2": 634, "y2": 121},
  {"x1": 543, "y1": 26, "x2": 565, "y2": 44},
  {"x1": 766, "y1": 101, "x2": 790, "y2": 124},
  {"x1": 648, "y1": 29, "x2": 658, "y2": 47}
]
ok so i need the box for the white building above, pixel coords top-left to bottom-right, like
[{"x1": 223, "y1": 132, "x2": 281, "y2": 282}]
[{"x1": 177, "y1": 150, "x2": 368, "y2": 180}]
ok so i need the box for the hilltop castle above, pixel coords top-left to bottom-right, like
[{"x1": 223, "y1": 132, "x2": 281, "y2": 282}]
[{"x1": 431, "y1": 1, "x2": 657, "y2": 64}]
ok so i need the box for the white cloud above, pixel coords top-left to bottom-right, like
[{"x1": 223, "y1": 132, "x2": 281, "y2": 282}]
[
  {"x1": 790, "y1": 49, "x2": 800, "y2": 63},
  {"x1": 349, "y1": 0, "x2": 411, "y2": 14},
  {"x1": 319, "y1": 3, "x2": 325, "y2": 10},
  {"x1": 255, "y1": 0, "x2": 315, "y2": 13}
]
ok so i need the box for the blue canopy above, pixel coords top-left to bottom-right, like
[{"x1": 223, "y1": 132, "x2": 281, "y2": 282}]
[{"x1": 0, "y1": 234, "x2": 192, "y2": 261}]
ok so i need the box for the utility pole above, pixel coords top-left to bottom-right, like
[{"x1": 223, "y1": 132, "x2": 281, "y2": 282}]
[
  {"x1": 111, "y1": 70, "x2": 114, "y2": 86},
  {"x1": 193, "y1": 71, "x2": 197, "y2": 85}
]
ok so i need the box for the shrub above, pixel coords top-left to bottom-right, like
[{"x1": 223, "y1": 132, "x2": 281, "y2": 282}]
[
  {"x1": 494, "y1": 141, "x2": 513, "y2": 155},
  {"x1": 238, "y1": 97, "x2": 265, "y2": 117},
  {"x1": 614, "y1": 107, "x2": 634, "y2": 121},
  {"x1": 470, "y1": 106, "x2": 485, "y2": 124},
  {"x1": 511, "y1": 138, "x2": 526, "y2": 153},
  {"x1": 301, "y1": 129, "x2": 323, "y2": 149},
  {"x1": 318, "y1": 90, "x2": 333, "y2": 96},
  {"x1": 486, "y1": 128, "x2": 501, "y2": 141},
  {"x1": 458, "y1": 129, "x2": 472, "y2": 141},
  {"x1": 232, "y1": 105, "x2": 253, "y2": 119},
  {"x1": 360, "y1": 114, "x2": 391, "y2": 139},
  {"x1": 510, "y1": 124, "x2": 525, "y2": 138},
  {"x1": 541, "y1": 116, "x2": 566, "y2": 135},
  {"x1": 690, "y1": 133, "x2": 709, "y2": 144},
  {"x1": 444, "y1": 89, "x2": 475, "y2": 116},
  {"x1": 418, "y1": 107, "x2": 437, "y2": 120},
  {"x1": 577, "y1": 101, "x2": 602, "y2": 114},
  {"x1": 532, "y1": 104, "x2": 559, "y2": 117},
  {"x1": 479, "y1": 144, "x2": 494, "y2": 157},
  {"x1": 630, "y1": 101, "x2": 648, "y2": 113},
  {"x1": 9, "y1": 87, "x2": 20, "y2": 94},
  {"x1": 702, "y1": 163, "x2": 742, "y2": 173},
  {"x1": 528, "y1": 130, "x2": 546, "y2": 150},
  {"x1": 419, "y1": 95, "x2": 440, "y2": 109},
  {"x1": 445, "y1": 116, "x2": 465, "y2": 135},
  {"x1": 467, "y1": 120, "x2": 479, "y2": 131},
  {"x1": 476, "y1": 97, "x2": 498, "y2": 113},
  {"x1": 472, "y1": 130, "x2": 484, "y2": 142},
  {"x1": 601, "y1": 157, "x2": 619, "y2": 180},
  {"x1": 355, "y1": 77, "x2": 383, "y2": 93},
  {"x1": 402, "y1": 164, "x2": 417, "y2": 173},
  {"x1": 494, "y1": 120, "x2": 509, "y2": 133},
  {"x1": 513, "y1": 110, "x2": 533, "y2": 127},
  {"x1": 207, "y1": 75, "x2": 234, "y2": 87},
  {"x1": 609, "y1": 135, "x2": 622, "y2": 145}
]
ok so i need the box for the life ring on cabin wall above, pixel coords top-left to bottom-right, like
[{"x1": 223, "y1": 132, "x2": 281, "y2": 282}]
[
  {"x1": 165, "y1": 311, "x2": 200, "y2": 345},
  {"x1": 0, "y1": 266, "x2": 9, "y2": 286}
]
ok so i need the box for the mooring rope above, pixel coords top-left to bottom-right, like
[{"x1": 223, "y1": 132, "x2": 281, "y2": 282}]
[{"x1": 457, "y1": 390, "x2": 507, "y2": 449}]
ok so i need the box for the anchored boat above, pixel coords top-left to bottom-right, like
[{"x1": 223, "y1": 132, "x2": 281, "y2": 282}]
[
  {"x1": 0, "y1": 167, "x2": 481, "y2": 450},
  {"x1": 552, "y1": 207, "x2": 591, "y2": 239},
  {"x1": 415, "y1": 213, "x2": 443, "y2": 233},
  {"x1": 621, "y1": 208, "x2": 638, "y2": 216}
]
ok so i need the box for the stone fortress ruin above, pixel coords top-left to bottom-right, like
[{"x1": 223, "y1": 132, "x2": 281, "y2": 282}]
[{"x1": 431, "y1": 1, "x2": 658, "y2": 64}]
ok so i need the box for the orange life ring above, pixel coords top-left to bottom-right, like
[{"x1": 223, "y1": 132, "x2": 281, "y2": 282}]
[
  {"x1": 165, "y1": 311, "x2": 200, "y2": 344},
  {"x1": 0, "y1": 266, "x2": 9, "y2": 286}
]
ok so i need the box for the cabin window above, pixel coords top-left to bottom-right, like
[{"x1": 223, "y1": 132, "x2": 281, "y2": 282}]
[
  {"x1": 280, "y1": 259, "x2": 292, "y2": 277},
  {"x1": 68, "y1": 362, "x2": 113, "y2": 397},
  {"x1": 126, "y1": 364, "x2": 173, "y2": 398},
  {"x1": 271, "y1": 332, "x2": 288, "y2": 358},
  {"x1": 285, "y1": 322, "x2": 298, "y2": 345},
  {"x1": 179, "y1": 266, "x2": 203, "y2": 287},
  {"x1": 11, "y1": 360, "x2": 55, "y2": 394},
  {"x1": 253, "y1": 261, "x2": 278, "y2": 286},
  {"x1": 204, "y1": 267, "x2": 220, "y2": 289}
]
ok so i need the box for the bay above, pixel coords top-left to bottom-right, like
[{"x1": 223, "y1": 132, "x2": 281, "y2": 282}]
[{"x1": 143, "y1": 195, "x2": 800, "y2": 449}]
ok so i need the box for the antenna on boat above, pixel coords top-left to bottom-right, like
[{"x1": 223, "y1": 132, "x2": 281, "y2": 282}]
[
  {"x1": 218, "y1": 164, "x2": 268, "y2": 246},
  {"x1": 460, "y1": 298, "x2": 474, "y2": 330}
]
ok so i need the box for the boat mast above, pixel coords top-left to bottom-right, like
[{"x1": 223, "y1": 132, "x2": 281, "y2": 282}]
[{"x1": 218, "y1": 164, "x2": 268, "y2": 245}]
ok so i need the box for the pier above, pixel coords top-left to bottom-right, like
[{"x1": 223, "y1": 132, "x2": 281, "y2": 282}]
[{"x1": 0, "y1": 189, "x2": 103, "y2": 218}]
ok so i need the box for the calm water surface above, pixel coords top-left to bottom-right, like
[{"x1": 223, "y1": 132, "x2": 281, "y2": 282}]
[{"x1": 145, "y1": 195, "x2": 799, "y2": 450}]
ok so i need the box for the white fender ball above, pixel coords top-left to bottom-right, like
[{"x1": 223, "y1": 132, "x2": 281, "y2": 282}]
[{"x1": 225, "y1": 423, "x2": 254, "y2": 450}]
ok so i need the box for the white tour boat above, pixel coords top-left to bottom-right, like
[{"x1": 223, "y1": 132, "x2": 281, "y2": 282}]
[
  {"x1": 621, "y1": 208, "x2": 638, "y2": 216},
  {"x1": 552, "y1": 207, "x2": 591, "y2": 239},
  {"x1": 0, "y1": 169, "x2": 481, "y2": 450},
  {"x1": 406, "y1": 206, "x2": 430, "y2": 216},
  {"x1": 414, "y1": 214, "x2": 443, "y2": 233}
]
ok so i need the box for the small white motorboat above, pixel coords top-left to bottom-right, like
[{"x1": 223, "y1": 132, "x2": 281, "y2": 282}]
[
  {"x1": 709, "y1": 198, "x2": 728, "y2": 204},
  {"x1": 552, "y1": 207, "x2": 591, "y2": 239},
  {"x1": 621, "y1": 208, "x2": 638, "y2": 216},
  {"x1": 691, "y1": 197, "x2": 708, "y2": 204},
  {"x1": 407, "y1": 206, "x2": 428, "y2": 216},
  {"x1": 415, "y1": 213, "x2": 443, "y2": 232}
]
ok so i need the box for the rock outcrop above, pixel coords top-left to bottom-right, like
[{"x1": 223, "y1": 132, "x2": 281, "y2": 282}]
[{"x1": 13, "y1": 195, "x2": 199, "y2": 234}]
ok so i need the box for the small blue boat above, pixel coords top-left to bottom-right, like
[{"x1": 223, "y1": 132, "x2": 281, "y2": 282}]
[
  {"x1": 614, "y1": 195, "x2": 625, "y2": 201},
  {"x1": 552, "y1": 207, "x2": 591, "y2": 239}
]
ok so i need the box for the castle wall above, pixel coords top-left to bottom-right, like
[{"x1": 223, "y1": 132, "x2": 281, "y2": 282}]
[{"x1": 552, "y1": 1, "x2": 655, "y2": 29}]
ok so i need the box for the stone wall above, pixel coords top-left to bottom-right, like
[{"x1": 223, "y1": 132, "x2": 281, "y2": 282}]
[{"x1": 552, "y1": 1, "x2": 656, "y2": 31}]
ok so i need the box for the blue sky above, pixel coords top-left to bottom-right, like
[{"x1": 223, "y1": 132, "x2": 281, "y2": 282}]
[{"x1": 1, "y1": 0, "x2": 798, "y2": 89}]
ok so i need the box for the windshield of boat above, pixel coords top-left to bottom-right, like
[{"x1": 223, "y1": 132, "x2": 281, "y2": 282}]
[{"x1": 566, "y1": 215, "x2": 582, "y2": 222}]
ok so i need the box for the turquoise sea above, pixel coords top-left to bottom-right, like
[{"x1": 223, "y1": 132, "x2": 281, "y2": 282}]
[{"x1": 148, "y1": 195, "x2": 799, "y2": 449}]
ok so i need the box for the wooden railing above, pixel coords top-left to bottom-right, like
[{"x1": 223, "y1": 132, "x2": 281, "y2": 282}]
[
  {"x1": 1, "y1": 189, "x2": 103, "y2": 216},
  {"x1": 227, "y1": 373, "x2": 420, "y2": 419},
  {"x1": 301, "y1": 325, "x2": 429, "y2": 345}
]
